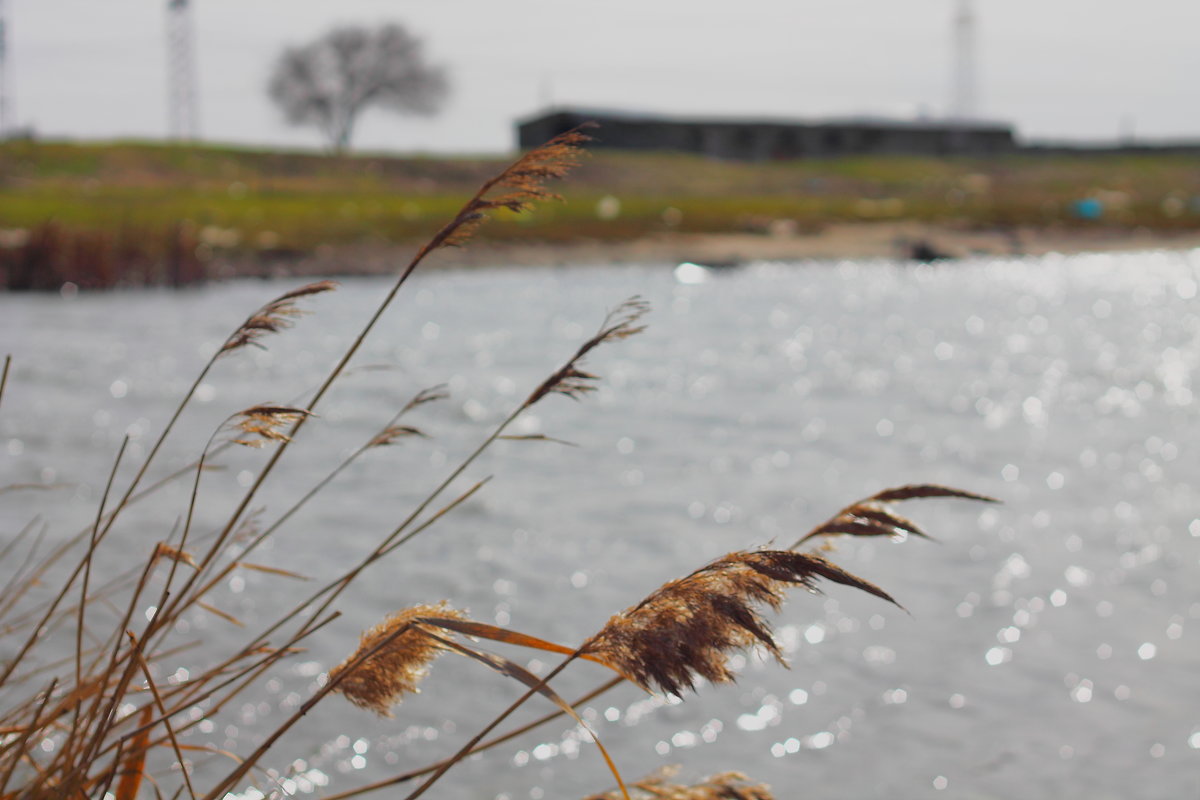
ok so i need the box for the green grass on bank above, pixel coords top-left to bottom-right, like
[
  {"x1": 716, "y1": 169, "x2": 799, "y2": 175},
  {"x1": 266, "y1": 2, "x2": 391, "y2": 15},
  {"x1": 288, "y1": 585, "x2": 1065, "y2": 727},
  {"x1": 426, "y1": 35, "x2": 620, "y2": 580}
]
[{"x1": 1, "y1": 138, "x2": 1198, "y2": 257}]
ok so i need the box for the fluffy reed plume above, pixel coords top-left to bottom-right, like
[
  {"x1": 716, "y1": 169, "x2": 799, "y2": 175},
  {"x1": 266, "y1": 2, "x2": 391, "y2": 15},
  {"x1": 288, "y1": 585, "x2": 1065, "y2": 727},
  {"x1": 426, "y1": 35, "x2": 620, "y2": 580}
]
[
  {"x1": 793, "y1": 483, "x2": 997, "y2": 549},
  {"x1": 439, "y1": 127, "x2": 594, "y2": 249},
  {"x1": 220, "y1": 280, "x2": 338, "y2": 355},
  {"x1": 584, "y1": 767, "x2": 774, "y2": 800},
  {"x1": 330, "y1": 603, "x2": 466, "y2": 717},
  {"x1": 230, "y1": 405, "x2": 313, "y2": 448},
  {"x1": 524, "y1": 296, "x2": 650, "y2": 408},
  {"x1": 581, "y1": 550, "x2": 898, "y2": 696}
]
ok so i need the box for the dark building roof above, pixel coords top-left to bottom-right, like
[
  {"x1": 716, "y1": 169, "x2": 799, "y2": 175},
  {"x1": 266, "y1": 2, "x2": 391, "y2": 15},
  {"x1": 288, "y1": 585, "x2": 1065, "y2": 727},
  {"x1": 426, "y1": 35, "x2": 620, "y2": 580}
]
[{"x1": 517, "y1": 107, "x2": 1017, "y2": 160}]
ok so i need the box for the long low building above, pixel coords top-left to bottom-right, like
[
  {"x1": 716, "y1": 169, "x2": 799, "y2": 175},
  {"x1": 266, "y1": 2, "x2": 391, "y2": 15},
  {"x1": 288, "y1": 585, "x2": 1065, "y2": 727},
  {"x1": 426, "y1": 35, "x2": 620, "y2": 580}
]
[{"x1": 517, "y1": 107, "x2": 1017, "y2": 160}]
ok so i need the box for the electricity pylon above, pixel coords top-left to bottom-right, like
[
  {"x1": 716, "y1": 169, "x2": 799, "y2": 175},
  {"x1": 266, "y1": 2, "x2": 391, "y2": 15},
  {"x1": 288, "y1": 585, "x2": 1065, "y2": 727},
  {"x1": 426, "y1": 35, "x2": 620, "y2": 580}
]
[
  {"x1": 950, "y1": 0, "x2": 978, "y2": 121},
  {"x1": 166, "y1": 0, "x2": 200, "y2": 140}
]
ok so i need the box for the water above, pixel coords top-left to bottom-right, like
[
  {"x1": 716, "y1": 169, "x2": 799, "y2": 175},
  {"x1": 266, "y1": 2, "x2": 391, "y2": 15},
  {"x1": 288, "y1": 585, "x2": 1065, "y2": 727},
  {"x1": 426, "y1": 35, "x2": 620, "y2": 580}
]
[{"x1": 2, "y1": 251, "x2": 1199, "y2": 799}]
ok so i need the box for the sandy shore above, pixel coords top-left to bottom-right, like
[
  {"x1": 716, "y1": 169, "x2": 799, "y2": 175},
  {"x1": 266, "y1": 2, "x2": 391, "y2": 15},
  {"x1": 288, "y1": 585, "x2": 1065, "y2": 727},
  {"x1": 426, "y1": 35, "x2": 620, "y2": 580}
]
[{"x1": 221, "y1": 221, "x2": 1200, "y2": 278}]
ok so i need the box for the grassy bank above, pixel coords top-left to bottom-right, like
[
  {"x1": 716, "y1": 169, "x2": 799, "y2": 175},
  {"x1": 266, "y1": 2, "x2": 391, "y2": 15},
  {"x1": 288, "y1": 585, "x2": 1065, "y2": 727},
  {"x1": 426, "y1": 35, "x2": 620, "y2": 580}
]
[{"x1": 0, "y1": 138, "x2": 1198, "y2": 285}]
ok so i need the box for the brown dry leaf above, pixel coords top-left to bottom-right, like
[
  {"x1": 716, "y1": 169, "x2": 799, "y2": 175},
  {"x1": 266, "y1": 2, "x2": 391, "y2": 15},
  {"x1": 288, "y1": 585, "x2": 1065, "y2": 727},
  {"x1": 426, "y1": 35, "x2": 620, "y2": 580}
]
[
  {"x1": 498, "y1": 434, "x2": 578, "y2": 447},
  {"x1": 426, "y1": 633, "x2": 629, "y2": 800},
  {"x1": 115, "y1": 705, "x2": 154, "y2": 800},
  {"x1": 416, "y1": 617, "x2": 577, "y2": 658},
  {"x1": 236, "y1": 562, "x2": 310, "y2": 581},
  {"x1": 870, "y1": 484, "x2": 998, "y2": 504},
  {"x1": 153, "y1": 542, "x2": 197, "y2": 569},
  {"x1": 196, "y1": 601, "x2": 244, "y2": 627}
]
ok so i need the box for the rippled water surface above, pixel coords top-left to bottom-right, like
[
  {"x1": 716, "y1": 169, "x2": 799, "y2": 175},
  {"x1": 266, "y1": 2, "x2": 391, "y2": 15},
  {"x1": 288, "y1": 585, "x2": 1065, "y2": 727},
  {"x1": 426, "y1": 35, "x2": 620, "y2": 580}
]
[{"x1": 3, "y1": 250, "x2": 1200, "y2": 799}]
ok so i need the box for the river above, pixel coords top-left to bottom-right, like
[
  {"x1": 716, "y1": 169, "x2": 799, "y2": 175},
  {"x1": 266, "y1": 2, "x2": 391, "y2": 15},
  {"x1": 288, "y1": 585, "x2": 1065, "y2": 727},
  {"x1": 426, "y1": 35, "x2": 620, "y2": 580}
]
[{"x1": 2, "y1": 250, "x2": 1198, "y2": 799}]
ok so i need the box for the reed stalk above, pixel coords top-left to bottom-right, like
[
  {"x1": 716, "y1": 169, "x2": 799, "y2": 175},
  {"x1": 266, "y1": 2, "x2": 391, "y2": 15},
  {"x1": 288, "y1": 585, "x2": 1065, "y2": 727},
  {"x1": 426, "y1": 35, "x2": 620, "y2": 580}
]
[{"x1": 0, "y1": 125, "x2": 991, "y2": 800}]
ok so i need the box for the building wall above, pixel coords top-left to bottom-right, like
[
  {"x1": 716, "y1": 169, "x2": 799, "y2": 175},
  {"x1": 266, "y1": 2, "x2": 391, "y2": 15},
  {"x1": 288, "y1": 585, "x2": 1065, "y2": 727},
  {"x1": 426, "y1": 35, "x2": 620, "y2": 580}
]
[{"x1": 517, "y1": 110, "x2": 1018, "y2": 160}]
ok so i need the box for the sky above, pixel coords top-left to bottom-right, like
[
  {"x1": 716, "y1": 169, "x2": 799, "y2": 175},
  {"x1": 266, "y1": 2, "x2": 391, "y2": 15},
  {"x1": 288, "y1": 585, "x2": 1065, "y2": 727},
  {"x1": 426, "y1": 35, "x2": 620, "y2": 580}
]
[{"x1": 6, "y1": 0, "x2": 1199, "y2": 155}]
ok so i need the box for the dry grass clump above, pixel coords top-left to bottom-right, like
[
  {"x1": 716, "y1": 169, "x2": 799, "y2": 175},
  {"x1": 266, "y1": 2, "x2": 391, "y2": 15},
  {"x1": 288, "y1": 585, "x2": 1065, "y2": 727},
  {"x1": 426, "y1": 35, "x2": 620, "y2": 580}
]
[
  {"x1": 580, "y1": 550, "x2": 899, "y2": 696},
  {"x1": 330, "y1": 603, "x2": 466, "y2": 717}
]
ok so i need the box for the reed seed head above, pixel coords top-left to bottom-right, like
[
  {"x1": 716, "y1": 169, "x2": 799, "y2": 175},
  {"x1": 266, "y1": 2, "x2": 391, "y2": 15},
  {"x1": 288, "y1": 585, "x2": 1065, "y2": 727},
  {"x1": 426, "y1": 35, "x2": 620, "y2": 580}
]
[
  {"x1": 794, "y1": 483, "x2": 998, "y2": 549},
  {"x1": 330, "y1": 603, "x2": 466, "y2": 717},
  {"x1": 584, "y1": 766, "x2": 774, "y2": 800},
  {"x1": 441, "y1": 126, "x2": 594, "y2": 248},
  {"x1": 581, "y1": 550, "x2": 898, "y2": 696},
  {"x1": 524, "y1": 296, "x2": 649, "y2": 408},
  {"x1": 220, "y1": 280, "x2": 338, "y2": 355},
  {"x1": 402, "y1": 384, "x2": 449, "y2": 413},
  {"x1": 230, "y1": 405, "x2": 313, "y2": 448}
]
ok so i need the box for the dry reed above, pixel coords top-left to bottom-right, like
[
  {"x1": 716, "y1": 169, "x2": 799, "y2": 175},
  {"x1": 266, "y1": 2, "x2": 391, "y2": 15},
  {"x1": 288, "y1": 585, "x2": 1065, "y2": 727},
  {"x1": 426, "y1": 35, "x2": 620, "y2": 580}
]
[
  {"x1": 220, "y1": 279, "x2": 339, "y2": 355},
  {"x1": 583, "y1": 766, "x2": 774, "y2": 800},
  {"x1": 580, "y1": 550, "x2": 898, "y2": 696},
  {"x1": 791, "y1": 483, "x2": 997, "y2": 549},
  {"x1": 0, "y1": 125, "x2": 993, "y2": 800},
  {"x1": 329, "y1": 604, "x2": 466, "y2": 717}
]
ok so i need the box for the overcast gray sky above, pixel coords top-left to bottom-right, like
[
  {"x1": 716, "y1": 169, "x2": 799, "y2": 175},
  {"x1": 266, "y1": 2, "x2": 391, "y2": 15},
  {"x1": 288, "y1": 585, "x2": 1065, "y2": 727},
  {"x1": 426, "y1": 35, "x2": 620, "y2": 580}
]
[{"x1": 8, "y1": 0, "x2": 1199, "y2": 154}]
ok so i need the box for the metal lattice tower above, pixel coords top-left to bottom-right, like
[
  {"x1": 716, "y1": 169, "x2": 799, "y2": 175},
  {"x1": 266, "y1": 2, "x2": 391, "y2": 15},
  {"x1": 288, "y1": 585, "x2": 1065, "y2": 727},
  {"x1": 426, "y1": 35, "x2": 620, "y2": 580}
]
[
  {"x1": 0, "y1": 0, "x2": 10, "y2": 137},
  {"x1": 950, "y1": 0, "x2": 978, "y2": 121},
  {"x1": 166, "y1": 0, "x2": 200, "y2": 140}
]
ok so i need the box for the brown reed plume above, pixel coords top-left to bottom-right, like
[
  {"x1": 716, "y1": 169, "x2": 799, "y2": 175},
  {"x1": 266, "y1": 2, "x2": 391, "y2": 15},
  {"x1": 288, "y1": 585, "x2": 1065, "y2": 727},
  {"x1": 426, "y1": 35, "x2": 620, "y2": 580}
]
[
  {"x1": 584, "y1": 767, "x2": 774, "y2": 800},
  {"x1": 580, "y1": 550, "x2": 898, "y2": 697},
  {"x1": 791, "y1": 483, "x2": 997, "y2": 549},
  {"x1": 525, "y1": 296, "x2": 649, "y2": 408},
  {"x1": 0, "y1": 131, "x2": 608, "y2": 800},
  {"x1": 219, "y1": 280, "x2": 338, "y2": 355},
  {"x1": 229, "y1": 404, "x2": 314, "y2": 447},
  {"x1": 437, "y1": 126, "x2": 594, "y2": 250},
  {"x1": 329, "y1": 604, "x2": 466, "y2": 717}
]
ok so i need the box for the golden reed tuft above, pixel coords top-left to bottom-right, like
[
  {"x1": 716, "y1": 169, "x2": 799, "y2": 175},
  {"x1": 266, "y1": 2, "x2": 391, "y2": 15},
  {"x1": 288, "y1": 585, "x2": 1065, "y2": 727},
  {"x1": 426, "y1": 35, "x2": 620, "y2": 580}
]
[
  {"x1": 439, "y1": 127, "x2": 595, "y2": 249},
  {"x1": 329, "y1": 603, "x2": 466, "y2": 717},
  {"x1": 220, "y1": 280, "x2": 338, "y2": 355},
  {"x1": 524, "y1": 296, "x2": 649, "y2": 408},
  {"x1": 580, "y1": 550, "x2": 898, "y2": 696},
  {"x1": 230, "y1": 405, "x2": 313, "y2": 448},
  {"x1": 583, "y1": 766, "x2": 774, "y2": 800},
  {"x1": 793, "y1": 483, "x2": 998, "y2": 548}
]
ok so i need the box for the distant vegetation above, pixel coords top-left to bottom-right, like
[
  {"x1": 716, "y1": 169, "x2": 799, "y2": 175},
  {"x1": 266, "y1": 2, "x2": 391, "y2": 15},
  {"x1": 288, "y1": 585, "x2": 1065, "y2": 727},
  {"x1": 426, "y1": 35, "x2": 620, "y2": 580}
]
[
  {"x1": 0, "y1": 138, "x2": 1197, "y2": 287},
  {"x1": 268, "y1": 24, "x2": 449, "y2": 153}
]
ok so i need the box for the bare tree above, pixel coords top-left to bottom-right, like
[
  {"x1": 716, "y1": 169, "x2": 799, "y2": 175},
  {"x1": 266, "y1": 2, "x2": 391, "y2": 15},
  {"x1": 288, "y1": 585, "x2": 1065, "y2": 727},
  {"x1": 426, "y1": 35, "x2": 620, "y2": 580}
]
[{"x1": 267, "y1": 24, "x2": 449, "y2": 153}]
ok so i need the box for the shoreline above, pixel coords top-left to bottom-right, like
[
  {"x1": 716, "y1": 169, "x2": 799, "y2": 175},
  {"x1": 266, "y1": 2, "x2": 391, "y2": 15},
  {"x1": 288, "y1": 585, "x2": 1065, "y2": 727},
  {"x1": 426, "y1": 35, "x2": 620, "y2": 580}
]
[{"x1": 217, "y1": 221, "x2": 1200, "y2": 279}]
